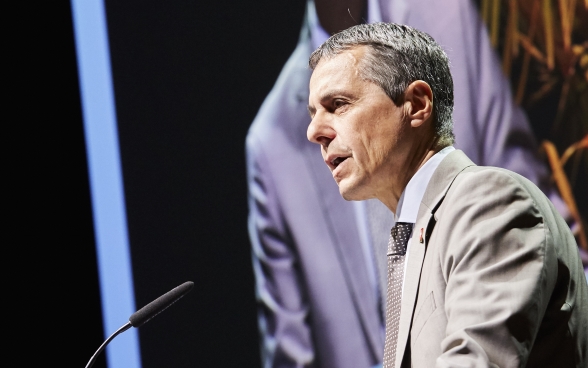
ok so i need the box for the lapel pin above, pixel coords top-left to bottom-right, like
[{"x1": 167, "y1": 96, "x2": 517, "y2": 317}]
[{"x1": 419, "y1": 228, "x2": 424, "y2": 243}]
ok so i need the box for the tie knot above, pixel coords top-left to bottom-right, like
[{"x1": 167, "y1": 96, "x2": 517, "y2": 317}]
[{"x1": 388, "y1": 222, "x2": 413, "y2": 256}]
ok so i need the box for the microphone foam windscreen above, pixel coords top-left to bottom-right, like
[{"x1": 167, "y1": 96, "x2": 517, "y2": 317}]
[{"x1": 129, "y1": 281, "x2": 194, "y2": 327}]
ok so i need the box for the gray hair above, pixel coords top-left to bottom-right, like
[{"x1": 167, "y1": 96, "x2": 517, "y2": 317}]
[{"x1": 309, "y1": 22, "x2": 455, "y2": 146}]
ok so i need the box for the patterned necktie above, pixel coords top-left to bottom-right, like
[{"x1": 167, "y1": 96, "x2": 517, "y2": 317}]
[{"x1": 382, "y1": 222, "x2": 414, "y2": 368}]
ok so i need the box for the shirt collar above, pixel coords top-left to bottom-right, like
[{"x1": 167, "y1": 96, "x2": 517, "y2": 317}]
[
  {"x1": 395, "y1": 146, "x2": 455, "y2": 223},
  {"x1": 309, "y1": 0, "x2": 383, "y2": 50}
]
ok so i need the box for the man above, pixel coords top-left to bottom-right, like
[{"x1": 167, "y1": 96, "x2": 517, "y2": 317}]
[
  {"x1": 306, "y1": 22, "x2": 588, "y2": 367},
  {"x1": 246, "y1": 0, "x2": 572, "y2": 367}
]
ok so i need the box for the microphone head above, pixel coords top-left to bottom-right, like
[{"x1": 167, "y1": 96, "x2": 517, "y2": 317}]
[{"x1": 129, "y1": 281, "x2": 194, "y2": 328}]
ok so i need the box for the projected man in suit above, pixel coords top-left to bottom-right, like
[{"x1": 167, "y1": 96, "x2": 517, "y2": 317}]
[
  {"x1": 245, "y1": 0, "x2": 573, "y2": 367},
  {"x1": 306, "y1": 22, "x2": 588, "y2": 368}
]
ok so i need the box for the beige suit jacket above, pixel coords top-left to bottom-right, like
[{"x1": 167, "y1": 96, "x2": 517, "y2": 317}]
[{"x1": 395, "y1": 150, "x2": 587, "y2": 368}]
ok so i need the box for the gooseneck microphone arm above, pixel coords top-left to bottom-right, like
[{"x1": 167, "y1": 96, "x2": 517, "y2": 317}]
[
  {"x1": 85, "y1": 322, "x2": 132, "y2": 368},
  {"x1": 85, "y1": 281, "x2": 194, "y2": 368}
]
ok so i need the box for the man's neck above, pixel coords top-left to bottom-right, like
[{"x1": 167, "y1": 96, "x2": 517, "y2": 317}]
[{"x1": 380, "y1": 141, "x2": 445, "y2": 213}]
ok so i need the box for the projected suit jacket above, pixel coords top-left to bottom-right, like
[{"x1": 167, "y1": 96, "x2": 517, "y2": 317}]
[{"x1": 245, "y1": 0, "x2": 570, "y2": 367}]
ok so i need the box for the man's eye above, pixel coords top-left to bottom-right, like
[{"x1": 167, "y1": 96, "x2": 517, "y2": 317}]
[{"x1": 333, "y1": 100, "x2": 346, "y2": 109}]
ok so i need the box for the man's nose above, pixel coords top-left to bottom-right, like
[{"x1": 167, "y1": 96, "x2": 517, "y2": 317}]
[{"x1": 307, "y1": 114, "x2": 335, "y2": 148}]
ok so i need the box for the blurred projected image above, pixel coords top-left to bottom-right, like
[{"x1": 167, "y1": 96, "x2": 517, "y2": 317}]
[
  {"x1": 246, "y1": 0, "x2": 587, "y2": 367},
  {"x1": 478, "y1": 0, "x2": 587, "y2": 260}
]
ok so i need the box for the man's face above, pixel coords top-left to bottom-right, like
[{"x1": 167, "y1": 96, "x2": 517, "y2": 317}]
[{"x1": 307, "y1": 47, "x2": 410, "y2": 201}]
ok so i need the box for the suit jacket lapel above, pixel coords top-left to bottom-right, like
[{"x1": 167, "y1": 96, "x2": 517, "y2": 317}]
[{"x1": 395, "y1": 150, "x2": 475, "y2": 368}]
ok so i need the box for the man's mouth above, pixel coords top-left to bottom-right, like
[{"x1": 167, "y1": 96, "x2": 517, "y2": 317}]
[{"x1": 331, "y1": 157, "x2": 348, "y2": 168}]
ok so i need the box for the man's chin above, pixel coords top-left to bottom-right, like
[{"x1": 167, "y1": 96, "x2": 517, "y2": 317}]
[{"x1": 338, "y1": 181, "x2": 369, "y2": 201}]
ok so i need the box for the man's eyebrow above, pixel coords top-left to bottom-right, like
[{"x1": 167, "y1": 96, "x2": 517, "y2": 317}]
[
  {"x1": 321, "y1": 90, "x2": 350, "y2": 101},
  {"x1": 307, "y1": 89, "x2": 353, "y2": 117}
]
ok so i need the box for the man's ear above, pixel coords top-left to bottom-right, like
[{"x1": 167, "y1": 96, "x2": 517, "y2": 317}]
[{"x1": 403, "y1": 80, "x2": 433, "y2": 128}]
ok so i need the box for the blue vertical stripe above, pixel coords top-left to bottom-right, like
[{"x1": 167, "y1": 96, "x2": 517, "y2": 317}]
[{"x1": 70, "y1": 1, "x2": 141, "y2": 367}]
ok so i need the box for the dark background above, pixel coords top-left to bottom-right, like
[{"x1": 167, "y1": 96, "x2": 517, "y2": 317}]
[
  {"x1": 20, "y1": 0, "x2": 304, "y2": 367},
  {"x1": 16, "y1": 1, "x2": 585, "y2": 367},
  {"x1": 106, "y1": 0, "x2": 305, "y2": 367}
]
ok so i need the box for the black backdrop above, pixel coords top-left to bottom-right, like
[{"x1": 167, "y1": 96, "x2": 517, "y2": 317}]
[
  {"x1": 18, "y1": 1, "x2": 304, "y2": 367},
  {"x1": 106, "y1": 0, "x2": 304, "y2": 366}
]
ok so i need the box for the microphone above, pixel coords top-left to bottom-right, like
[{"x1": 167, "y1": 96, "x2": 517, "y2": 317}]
[{"x1": 85, "y1": 281, "x2": 194, "y2": 368}]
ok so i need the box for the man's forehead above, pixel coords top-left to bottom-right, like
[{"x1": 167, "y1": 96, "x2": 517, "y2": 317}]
[
  {"x1": 309, "y1": 48, "x2": 367, "y2": 93},
  {"x1": 313, "y1": 47, "x2": 366, "y2": 75}
]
